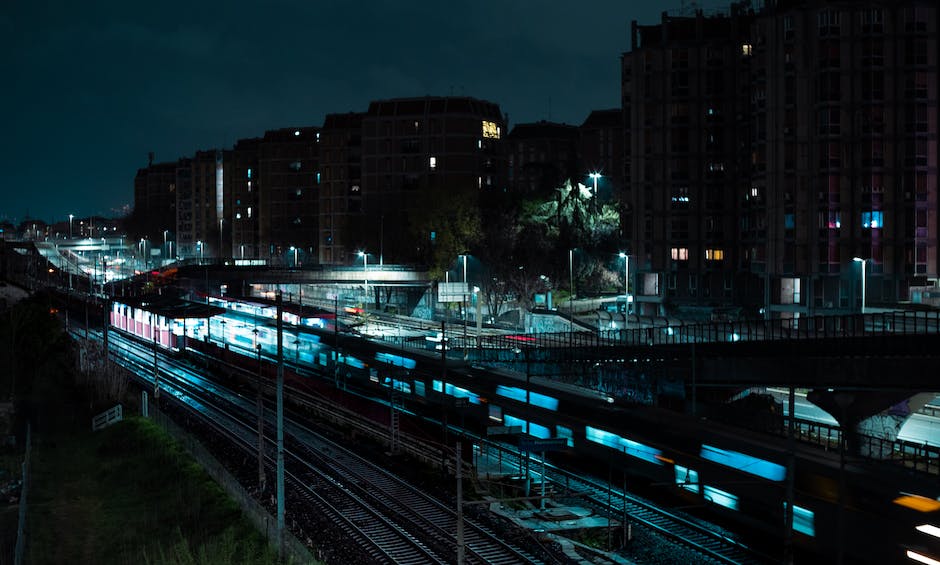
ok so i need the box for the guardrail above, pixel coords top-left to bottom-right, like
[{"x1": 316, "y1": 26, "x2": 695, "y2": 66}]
[{"x1": 479, "y1": 310, "x2": 940, "y2": 350}]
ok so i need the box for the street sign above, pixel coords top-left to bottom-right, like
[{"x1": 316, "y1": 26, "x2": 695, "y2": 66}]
[
  {"x1": 438, "y1": 282, "x2": 469, "y2": 302},
  {"x1": 487, "y1": 425, "x2": 523, "y2": 436},
  {"x1": 518, "y1": 437, "x2": 569, "y2": 452}
]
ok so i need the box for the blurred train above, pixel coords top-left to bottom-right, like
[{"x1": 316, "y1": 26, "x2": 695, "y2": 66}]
[{"x1": 107, "y1": 294, "x2": 940, "y2": 564}]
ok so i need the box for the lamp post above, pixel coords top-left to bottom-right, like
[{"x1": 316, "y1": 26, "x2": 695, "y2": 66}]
[
  {"x1": 460, "y1": 254, "x2": 468, "y2": 322},
  {"x1": 568, "y1": 248, "x2": 575, "y2": 335},
  {"x1": 163, "y1": 230, "x2": 169, "y2": 263},
  {"x1": 290, "y1": 246, "x2": 299, "y2": 268},
  {"x1": 197, "y1": 240, "x2": 203, "y2": 262},
  {"x1": 589, "y1": 172, "x2": 601, "y2": 216},
  {"x1": 853, "y1": 257, "x2": 867, "y2": 314},
  {"x1": 619, "y1": 252, "x2": 630, "y2": 313},
  {"x1": 358, "y1": 251, "x2": 368, "y2": 305},
  {"x1": 68, "y1": 214, "x2": 74, "y2": 239}
]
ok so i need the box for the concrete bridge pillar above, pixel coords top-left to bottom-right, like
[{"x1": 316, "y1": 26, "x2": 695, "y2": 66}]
[{"x1": 808, "y1": 390, "x2": 934, "y2": 458}]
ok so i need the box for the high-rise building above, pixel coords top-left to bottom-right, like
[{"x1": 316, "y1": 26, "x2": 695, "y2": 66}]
[
  {"x1": 623, "y1": 0, "x2": 938, "y2": 317},
  {"x1": 132, "y1": 159, "x2": 177, "y2": 247},
  {"x1": 757, "y1": 0, "x2": 938, "y2": 317},
  {"x1": 256, "y1": 127, "x2": 320, "y2": 265},
  {"x1": 319, "y1": 112, "x2": 364, "y2": 264},
  {"x1": 623, "y1": 5, "x2": 757, "y2": 316},
  {"x1": 360, "y1": 96, "x2": 506, "y2": 263},
  {"x1": 579, "y1": 109, "x2": 625, "y2": 204},
  {"x1": 229, "y1": 136, "x2": 261, "y2": 261},
  {"x1": 506, "y1": 121, "x2": 579, "y2": 195}
]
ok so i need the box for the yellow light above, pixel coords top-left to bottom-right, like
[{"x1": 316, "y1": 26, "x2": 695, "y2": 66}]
[
  {"x1": 482, "y1": 120, "x2": 500, "y2": 139},
  {"x1": 908, "y1": 550, "x2": 940, "y2": 565},
  {"x1": 917, "y1": 524, "x2": 940, "y2": 538},
  {"x1": 894, "y1": 494, "x2": 940, "y2": 513}
]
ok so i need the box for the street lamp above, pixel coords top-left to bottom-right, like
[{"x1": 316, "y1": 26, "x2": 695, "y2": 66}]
[
  {"x1": 163, "y1": 230, "x2": 169, "y2": 263},
  {"x1": 619, "y1": 252, "x2": 630, "y2": 312},
  {"x1": 853, "y1": 257, "x2": 867, "y2": 314},
  {"x1": 589, "y1": 172, "x2": 601, "y2": 215},
  {"x1": 68, "y1": 214, "x2": 74, "y2": 239},
  {"x1": 290, "y1": 246, "x2": 299, "y2": 267},
  {"x1": 358, "y1": 251, "x2": 368, "y2": 304},
  {"x1": 197, "y1": 240, "x2": 204, "y2": 261}
]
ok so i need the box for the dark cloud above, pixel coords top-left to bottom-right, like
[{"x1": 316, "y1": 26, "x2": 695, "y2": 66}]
[{"x1": 3, "y1": 0, "x2": 682, "y2": 223}]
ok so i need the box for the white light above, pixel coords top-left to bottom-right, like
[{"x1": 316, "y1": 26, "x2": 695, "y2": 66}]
[
  {"x1": 294, "y1": 130, "x2": 300, "y2": 136},
  {"x1": 908, "y1": 550, "x2": 940, "y2": 565},
  {"x1": 917, "y1": 524, "x2": 940, "y2": 539}
]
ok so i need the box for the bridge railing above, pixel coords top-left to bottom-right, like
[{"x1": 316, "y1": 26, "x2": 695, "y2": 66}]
[{"x1": 481, "y1": 310, "x2": 940, "y2": 351}]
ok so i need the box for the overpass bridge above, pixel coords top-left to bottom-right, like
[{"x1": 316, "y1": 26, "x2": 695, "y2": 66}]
[{"x1": 466, "y1": 310, "x2": 940, "y2": 458}]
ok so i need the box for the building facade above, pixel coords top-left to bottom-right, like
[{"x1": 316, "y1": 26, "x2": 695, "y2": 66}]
[
  {"x1": 359, "y1": 96, "x2": 506, "y2": 264},
  {"x1": 622, "y1": 0, "x2": 938, "y2": 317}
]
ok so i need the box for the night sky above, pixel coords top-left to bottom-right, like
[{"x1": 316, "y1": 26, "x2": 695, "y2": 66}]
[{"x1": 4, "y1": 0, "x2": 688, "y2": 224}]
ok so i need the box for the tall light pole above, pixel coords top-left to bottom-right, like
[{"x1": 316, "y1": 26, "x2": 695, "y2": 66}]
[
  {"x1": 358, "y1": 251, "x2": 368, "y2": 305},
  {"x1": 163, "y1": 230, "x2": 169, "y2": 263},
  {"x1": 569, "y1": 248, "x2": 575, "y2": 335},
  {"x1": 290, "y1": 246, "x2": 299, "y2": 267},
  {"x1": 461, "y1": 254, "x2": 468, "y2": 322},
  {"x1": 619, "y1": 252, "x2": 630, "y2": 311},
  {"x1": 197, "y1": 240, "x2": 203, "y2": 262},
  {"x1": 589, "y1": 172, "x2": 601, "y2": 216},
  {"x1": 68, "y1": 214, "x2": 74, "y2": 239},
  {"x1": 853, "y1": 257, "x2": 867, "y2": 314}
]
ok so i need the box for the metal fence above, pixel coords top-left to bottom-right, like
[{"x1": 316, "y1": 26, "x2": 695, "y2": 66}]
[{"x1": 476, "y1": 309, "x2": 940, "y2": 351}]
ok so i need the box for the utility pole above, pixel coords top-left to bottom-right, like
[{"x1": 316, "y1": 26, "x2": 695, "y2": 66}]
[
  {"x1": 456, "y1": 440, "x2": 465, "y2": 565},
  {"x1": 152, "y1": 312, "x2": 160, "y2": 399},
  {"x1": 257, "y1": 337, "x2": 265, "y2": 490},
  {"x1": 276, "y1": 292, "x2": 285, "y2": 557},
  {"x1": 441, "y1": 320, "x2": 448, "y2": 470}
]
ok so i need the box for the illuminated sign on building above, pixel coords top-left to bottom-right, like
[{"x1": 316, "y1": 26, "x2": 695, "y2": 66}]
[{"x1": 481, "y1": 120, "x2": 500, "y2": 139}]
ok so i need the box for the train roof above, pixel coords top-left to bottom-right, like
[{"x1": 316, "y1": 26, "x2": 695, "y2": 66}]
[{"x1": 116, "y1": 295, "x2": 227, "y2": 319}]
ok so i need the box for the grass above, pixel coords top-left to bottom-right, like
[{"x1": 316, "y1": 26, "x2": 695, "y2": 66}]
[{"x1": 26, "y1": 417, "x2": 278, "y2": 565}]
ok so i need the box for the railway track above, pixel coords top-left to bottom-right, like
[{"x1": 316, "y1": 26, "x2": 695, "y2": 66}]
[{"x1": 102, "y1": 329, "x2": 546, "y2": 564}]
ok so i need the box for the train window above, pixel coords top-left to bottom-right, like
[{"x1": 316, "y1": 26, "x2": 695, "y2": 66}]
[
  {"x1": 556, "y1": 425, "x2": 573, "y2": 447},
  {"x1": 703, "y1": 485, "x2": 738, "y2": 511},
  {"x1": 528, "y1": 422, "x2": 551, "y2": 439},
  {"x1": 414, "y1": 381, "x2": 426, "y2": 397},
  {"x1": 674, "y1": 465, "x2": 700, "y2": 493},
  {"x1": 585, "y1": 426, "x2": 663, "y2": 465},
  {"x1": 700, "y1": 444, "x2": 786, "y2": 482},
  {"x1": 785, "y1": 503, "x2": 815, "y2": 537},
  {"x1": 504, "y1": 414, "x2": 528, "y2": 434}
]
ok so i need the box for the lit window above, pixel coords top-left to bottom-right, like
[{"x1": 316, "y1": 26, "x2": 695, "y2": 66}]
[
  {"x1": 247, "y1": 207, "x2": 252, "y2": 218},
  {"x1": 247, "y1": 168, "x2": 252, "y2": 179},
  {"x1": 478, "y1": 139, "x2": 482, "y2": 149},
  {"x1": 785, "y1": 503, "x2": 815, "y2": 537},
  {"x1": 705, "y1": 249, "x2": 724, "y2": 261},
  {"x1": 741, "y1": 44, "x2": 753, "y2": 56},
  {"x1": 429, "y1": 156, "x2": 437, "y2": 170},
  {"x1": 235, "y1": 213, "x2": 241, "y2": 219},
  {"x1": 751, "y1": 187, "x2": 759, "y2": 197},
  {"x1": 671, "y1": 247, "x2": 689, "y2": 261},
  {"x1": 316, "y1": 172, "x2": 321, "y2": 184},
  {"x1": 701, "y1": 444, "x2": 786, "y2": 481},
  {"x1": 675, "y1": 465, "x2": 700, "y2": 493},
  {"x1": 482, "y1": 120, "x2": 500, "y2": 139},
  {"x1": 862, "y1": 210, "x2": 883, "y2": 229},
  {"x1": 703, "y1": 485, "x2": 738, "y2": 510}
]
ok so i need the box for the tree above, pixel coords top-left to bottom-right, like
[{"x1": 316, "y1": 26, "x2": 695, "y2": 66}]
[{"x1": 410, "y1": 190, "x2": 482, "y2": 279}]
